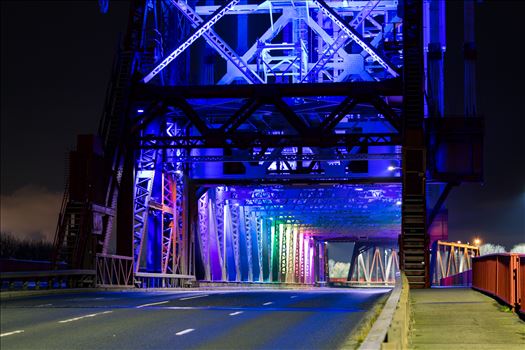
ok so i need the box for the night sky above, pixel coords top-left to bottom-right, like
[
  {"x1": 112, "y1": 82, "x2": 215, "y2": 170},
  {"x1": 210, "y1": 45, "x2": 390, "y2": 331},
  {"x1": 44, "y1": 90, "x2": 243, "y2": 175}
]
[{"x1": 1, "y1": 1, "x2": 524, "y2": 247}]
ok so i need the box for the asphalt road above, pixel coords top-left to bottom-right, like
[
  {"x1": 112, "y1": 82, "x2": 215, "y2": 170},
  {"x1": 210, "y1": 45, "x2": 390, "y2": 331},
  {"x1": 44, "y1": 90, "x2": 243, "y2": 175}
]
[{"x1": 1, "y1": 288, "x2": 390, "y2": 350}]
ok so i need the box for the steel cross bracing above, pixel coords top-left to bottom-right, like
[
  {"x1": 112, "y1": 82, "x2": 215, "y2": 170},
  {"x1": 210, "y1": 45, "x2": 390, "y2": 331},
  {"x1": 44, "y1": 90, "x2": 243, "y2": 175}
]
[
  {"x1": 166, "y1": 0, "x2": 264, "y2": 84},
  {"x1": 311, "y1": 0, "x2": 398, "y2": 78},
  {"x1": 143, "y1": 0, "x2": 240, "y2": 83},
  {"x1": 139, "y1": 1, "x2": 403, "y2": 85},
  {"x1": 302, "y1": 0, "x2": 381, "y2": 82}
]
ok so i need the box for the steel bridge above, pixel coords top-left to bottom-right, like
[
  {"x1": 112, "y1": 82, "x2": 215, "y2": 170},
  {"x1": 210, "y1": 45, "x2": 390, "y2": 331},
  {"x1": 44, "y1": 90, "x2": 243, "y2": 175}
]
[{"x1": 52, "y1": 0, "x2": 483, "y2": 289}]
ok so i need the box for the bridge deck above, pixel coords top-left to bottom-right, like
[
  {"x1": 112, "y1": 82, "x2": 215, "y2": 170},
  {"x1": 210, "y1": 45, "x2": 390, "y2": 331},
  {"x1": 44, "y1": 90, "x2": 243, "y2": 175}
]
[{"x1": 409, "y1": 288, "x2": 525, "y2": 349}]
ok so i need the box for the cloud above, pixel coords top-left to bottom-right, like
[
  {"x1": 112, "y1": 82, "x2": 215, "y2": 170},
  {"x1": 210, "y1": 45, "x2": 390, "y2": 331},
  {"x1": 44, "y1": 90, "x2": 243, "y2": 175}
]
[{"x1": 0, "y1": 186, "x2": 62, "y2": 242}]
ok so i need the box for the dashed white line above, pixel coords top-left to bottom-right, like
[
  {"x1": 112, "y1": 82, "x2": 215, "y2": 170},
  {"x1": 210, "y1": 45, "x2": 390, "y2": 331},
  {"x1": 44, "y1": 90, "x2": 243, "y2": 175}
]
[
  {"x1": 58, "y1": 311, "x2": 112, "y2": 324},
  {"x1": 175, "y1": 328, "x2": 195, "y2": 336},
  {"x1": 263, "y1": 301, "x2": 273, "y2": 306},
  {"x1": 179, "y1": 294, "x2": 209, "y2": 301},
  {"x1": 229, "y1": 311, "x2": 243, "y2": 316},
  {"x1": 290, "y1": 296, "x2": 298, "y2": 299},
  {"x1": 136, "y1": 301, "x2": 169, "y2": 308},
  {"x1": 35, "y1": 303, "x2": 53, "y2": 307},
  {"x1": 0, "y1": 330, "x2": 24, "y2": 337}
]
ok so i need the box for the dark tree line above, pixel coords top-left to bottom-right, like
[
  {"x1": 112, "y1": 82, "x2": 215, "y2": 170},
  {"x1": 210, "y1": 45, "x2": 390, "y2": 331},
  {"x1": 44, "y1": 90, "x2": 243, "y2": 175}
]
[{"x1": 0, "y1": 232, "x2": 53, "y2": 260}]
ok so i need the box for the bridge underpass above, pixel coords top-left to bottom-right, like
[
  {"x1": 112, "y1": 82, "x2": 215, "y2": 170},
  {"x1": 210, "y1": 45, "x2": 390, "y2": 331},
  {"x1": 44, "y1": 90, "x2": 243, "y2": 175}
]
[
  {"x1": 171, "y1": 184, "x2": 401, "y2": 285},
  {"x1": 48, "y1": 0, "x2": 482, "y2": 291}
]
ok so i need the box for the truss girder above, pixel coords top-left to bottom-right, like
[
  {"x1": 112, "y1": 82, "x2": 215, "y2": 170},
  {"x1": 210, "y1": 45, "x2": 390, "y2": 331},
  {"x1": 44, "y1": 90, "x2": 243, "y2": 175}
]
[
  {"x1": 168, "y1": 0, "x2": 263, "y2": 84},
  {"x1": 196, "y1": 193, "x2": 316, "y2": 283},
  {"x1": 161, "y1": 152, "x2": 400, "y2": 163},
  {"x1": 312, "y1": 0, "x2": 399, "y2": 78},
  {"x1": 143, "y1": 0, "x2": 239, "y2": 83},
  {"x1": 302, "y1": 0, "x2": 381, "y2": 82},
  {"x1": 348, "y1": 247, "x2": 399, "y2": 284},
  {"x1": 137, "y1": 133, "x2": 401, "y2": 150}
]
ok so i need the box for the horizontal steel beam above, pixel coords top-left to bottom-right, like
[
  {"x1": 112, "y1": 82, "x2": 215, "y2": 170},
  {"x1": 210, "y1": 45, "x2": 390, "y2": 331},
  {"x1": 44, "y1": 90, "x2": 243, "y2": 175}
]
[
  {"x1": 163, "y1": 153, "x2": 401, "y2": 162},
  {"x1": 136, "y1": 133, "x2": 401, "y2": 149},
  {"x1": 134, "y1": 79, "x2": 402, "y2": 100},
  {"x1": 193, "y1": 177, "x2": 401, "y2": 186}
]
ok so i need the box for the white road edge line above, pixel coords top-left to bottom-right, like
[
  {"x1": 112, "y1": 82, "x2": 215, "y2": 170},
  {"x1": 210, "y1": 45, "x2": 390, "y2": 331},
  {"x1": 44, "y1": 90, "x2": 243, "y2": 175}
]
[
  {"x1": 229, "y1": 311, "x2": 243, "y2": 316},
  {"x1": 175, "y1": 328, "x2": 195, "y2": 336},
  {"x1": 0, "y1": 330, "x2": 24, "y2": 337},
  {"x1": 179, "y1": 294, "x2": 209, "y2": 301},
  {"x1": 136, "y1": 301, "x2": 169, "y2": 308},
  {"x1": 263, "y1": 302, "x2": 273, "y2": 306},
  {"x1": 290, "y1": 296, "x2": 297, "y2": 299},
  {"x1": 58, "y1": 311, "x2": 112, "y2": 324}
]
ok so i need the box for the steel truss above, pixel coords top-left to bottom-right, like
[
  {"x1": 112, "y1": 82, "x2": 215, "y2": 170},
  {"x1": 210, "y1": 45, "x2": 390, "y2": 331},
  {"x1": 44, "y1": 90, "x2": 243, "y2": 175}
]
[
  {"x1": 431, "y1": 240, "x2": 480, "y2": 286},
  {"x1": 52, "y1": 0, "x2": 482, "y2": 291},
  {"x1": 197, "y1": 187, "x2": 316, "y2": 283},
  {"x1": 347, "y1": 247, "x2": 399, "y2": 285},
  {"x1": 140, "y1": 0, "x2": 403, "y2": 85}
]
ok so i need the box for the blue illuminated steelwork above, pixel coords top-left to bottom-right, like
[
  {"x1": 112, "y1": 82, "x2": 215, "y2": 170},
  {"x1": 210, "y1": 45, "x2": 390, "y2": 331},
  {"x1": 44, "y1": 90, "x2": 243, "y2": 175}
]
[{"x1": 143, "y1": 0, "x2": 240, "y2": 83}]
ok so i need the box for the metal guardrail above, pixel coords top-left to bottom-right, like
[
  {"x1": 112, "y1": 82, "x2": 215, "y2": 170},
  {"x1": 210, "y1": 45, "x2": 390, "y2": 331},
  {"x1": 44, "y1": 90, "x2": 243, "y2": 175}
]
[
  {"x1": 472, "y1": 253, "x2": 524, "y2": 314},
  {"x1": 95, "y1": 254, "x2": 134, "y2": 287},
  {"x1": 1, "y1": 269, "x2": 95, "y2": 290},
  {"x1": 134, "y1": 272, "x2": 196, "y2": 288}
]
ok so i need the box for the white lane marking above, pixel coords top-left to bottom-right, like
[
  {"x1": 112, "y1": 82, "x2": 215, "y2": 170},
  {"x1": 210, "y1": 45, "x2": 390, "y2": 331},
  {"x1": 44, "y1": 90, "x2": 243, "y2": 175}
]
[
  {"x1": 94, "y1": 297, "x2": 104, "y2": 300},
  {"x1": 179, "y1": 294, "x2": 209, "y2": 301},
  {"x1": 290, "y1": 296, "x2": 297, "y2": 299},
  {"x1": 35, "y1": 303, "x2": 53, "y2": 307},
  {"x1": 0, "y1": 330, "x2": 24, "y2": 337},
  {"x1": 263, "y1": 302, "x2": 273, "y2": 306},
  {"x1": 175, "y1": 328, "x2": 195, "y2": 336},
  {"x1": 58, "y1": 311, "x2": 112, "y2": 324},
  {"x1": 136, "y1": 301, "x2": 169, "y2": 308},
  {"x1": 229, "y1": 311, "x2": 243, "y2": 316}
]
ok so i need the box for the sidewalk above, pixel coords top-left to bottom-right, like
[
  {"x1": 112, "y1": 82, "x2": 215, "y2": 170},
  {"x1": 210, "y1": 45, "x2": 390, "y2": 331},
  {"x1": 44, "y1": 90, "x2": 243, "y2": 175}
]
[{"x1": 409, "y1": 288, "x2": 525, "y2": 349}]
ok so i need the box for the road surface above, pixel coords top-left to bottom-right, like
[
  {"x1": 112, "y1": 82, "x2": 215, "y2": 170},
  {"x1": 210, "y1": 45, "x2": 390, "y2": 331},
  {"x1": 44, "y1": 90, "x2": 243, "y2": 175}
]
[{"x1": 1, "y1": 288, "x2": 390, "y2": 349}]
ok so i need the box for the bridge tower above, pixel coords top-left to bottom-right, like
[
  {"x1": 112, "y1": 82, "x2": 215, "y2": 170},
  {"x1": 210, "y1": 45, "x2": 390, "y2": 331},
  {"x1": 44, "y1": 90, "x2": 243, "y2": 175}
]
[{"x1": 53, "y1": 0, "x2": 483, "y2": 288}]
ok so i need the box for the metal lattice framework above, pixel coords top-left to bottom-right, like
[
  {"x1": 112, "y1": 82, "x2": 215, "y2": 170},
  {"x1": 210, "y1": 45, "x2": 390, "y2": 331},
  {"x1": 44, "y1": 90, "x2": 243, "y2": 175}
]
[
  {"x1": 51, "y1": 1, "x2": 483, "y2": 290},
  {"x1": 431, "y1": 240, "x2": 480, "y2": 285}
]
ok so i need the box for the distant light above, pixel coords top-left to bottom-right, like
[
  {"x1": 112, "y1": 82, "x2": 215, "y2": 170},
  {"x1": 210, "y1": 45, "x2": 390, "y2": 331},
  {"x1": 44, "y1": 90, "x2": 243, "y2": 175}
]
[
  {"x1": 457, "y1": 240, "x2": 462, "y2": 244},
  {"x1": 473, "y1": 238, "x2": 481, "y2": 247},
  {"x1": 355, "y1": 187, "x2": 364, "y2": 191},
  {"x1": 396, "y1": 201, "x2": 402, "y2": 206},
  {"x1": 269, "y1": 217, "x2": 274, "y2": 221},
  {"x1": 234, "y1": 203, "x2": 240, "y2": 207},
  {"x1": 137, "y1": 109, "x2": 144, "y2": 113},
  {"x1": 387, "y1": 166, "x2": 396, "y2": 171},
  {"x1": 174, "y1": 170, "x2": 183, "y2": 175}
]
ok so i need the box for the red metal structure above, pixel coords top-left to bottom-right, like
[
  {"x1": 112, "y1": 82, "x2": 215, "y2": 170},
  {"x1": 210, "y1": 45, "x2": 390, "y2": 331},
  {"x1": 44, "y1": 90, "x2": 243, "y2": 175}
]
[{"x1": 472, "y1": 253, "x2": 524, "y2": 315}]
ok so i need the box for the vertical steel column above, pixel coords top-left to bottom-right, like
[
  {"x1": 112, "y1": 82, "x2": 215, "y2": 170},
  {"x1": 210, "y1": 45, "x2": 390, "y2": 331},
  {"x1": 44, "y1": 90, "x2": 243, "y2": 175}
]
[
  {"x1": 401, "y1": 0, "x2": 429, "y2": 288},
  {"x1": 197, "y1": 191, "x2": 210, "y2": 280}
]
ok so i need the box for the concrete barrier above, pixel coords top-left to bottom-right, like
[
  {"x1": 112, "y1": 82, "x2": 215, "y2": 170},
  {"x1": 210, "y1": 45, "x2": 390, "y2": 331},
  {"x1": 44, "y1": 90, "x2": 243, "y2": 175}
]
[{"x1": 359, "y1": 274, "x2": 410, "y2": 350}]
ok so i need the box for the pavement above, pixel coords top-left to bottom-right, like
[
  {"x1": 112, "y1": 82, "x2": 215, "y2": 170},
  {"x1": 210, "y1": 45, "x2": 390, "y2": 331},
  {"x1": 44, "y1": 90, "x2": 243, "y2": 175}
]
[
  {"x1": 0, "y1": 288, "x2": 390, "y2": 350},
  {"x1": 409, "y1": 288, "x2": 525, "y2": 350}
]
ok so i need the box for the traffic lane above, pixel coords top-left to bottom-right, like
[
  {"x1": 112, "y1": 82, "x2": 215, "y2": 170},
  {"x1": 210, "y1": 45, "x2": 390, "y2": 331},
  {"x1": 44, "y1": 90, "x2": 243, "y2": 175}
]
[
  {"x1": 1, "y1": 289, "x2": 390, "y2": 350},
  {"x1": 140, "y1": 288, "x2": 390, "y2": 311},
  {"x1": 1, "y1": 299, "x2": 385, "y2": 350},
  {"x1": 1, "y1": 288, "x2": 388, "y2": 310},
  {"x1": 0, "y1": 290, "x2": 223, "y2": 309},
  {"x1": 1, "y1": 307, "x2": 249, "y2": 350}
]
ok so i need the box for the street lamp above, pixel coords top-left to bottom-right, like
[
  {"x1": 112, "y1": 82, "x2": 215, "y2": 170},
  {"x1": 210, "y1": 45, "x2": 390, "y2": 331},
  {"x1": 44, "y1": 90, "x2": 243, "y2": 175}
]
[{"x1": 473, "y1": 238, "x2": 481, "y2": 247}]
